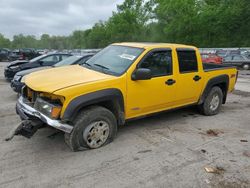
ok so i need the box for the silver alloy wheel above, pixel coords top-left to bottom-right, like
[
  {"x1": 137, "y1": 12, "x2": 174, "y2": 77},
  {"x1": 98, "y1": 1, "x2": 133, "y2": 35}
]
[
  {"x1": 83, "y1": 120, "x2": 110, "y2": 149},
  {"x1": 209, "y1": 94, "x2": 220, "y2": 111},
  {"x1": 243, "y1": 64, "x2": 249, "y2": 70}
]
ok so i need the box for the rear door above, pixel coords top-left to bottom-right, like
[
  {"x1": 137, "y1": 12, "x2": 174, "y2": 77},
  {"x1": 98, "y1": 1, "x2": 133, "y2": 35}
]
[{"x1": 175, "y1": 49, "x2": 204, "y2": 105}]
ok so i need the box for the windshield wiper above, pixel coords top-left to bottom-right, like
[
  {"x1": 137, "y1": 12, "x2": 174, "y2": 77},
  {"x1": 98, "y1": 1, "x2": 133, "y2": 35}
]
[
  {"x1": 81, "y1": 62, "x2": 92, "y2": 67},
  {"x1": 93, "y1": 63, "x2": 109, "y2": 70}
]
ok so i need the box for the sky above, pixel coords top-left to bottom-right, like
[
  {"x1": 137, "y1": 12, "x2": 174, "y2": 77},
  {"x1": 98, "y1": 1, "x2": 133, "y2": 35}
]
[{"x1": 0, "y1": 0, "x2": 124, "y2": 39}]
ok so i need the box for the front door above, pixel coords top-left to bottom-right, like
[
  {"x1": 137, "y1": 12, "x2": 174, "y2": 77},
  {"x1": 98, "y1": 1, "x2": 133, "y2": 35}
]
[{"x1": 126, "y1": 49, "x2": 177, "y2": 118}]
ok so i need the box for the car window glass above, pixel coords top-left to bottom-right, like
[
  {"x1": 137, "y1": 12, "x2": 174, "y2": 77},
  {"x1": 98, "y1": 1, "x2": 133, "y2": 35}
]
[
  {"x1": 61, "y1": 55, "x2": 70, "y2": 60},
  {"x1": 138, "y1": 50, "x2": 172, "y2": 77},
  {"x1": 78, "y1": 56, "x2": 92, "y2": 65},
  {"x1": 233, "y1": 56, "x2": 244, "y2": 60},
  {"x1": 224, "y1": 56, "x2": 232, "y2": 61},
  {"x1": 39, "y1": 55, "x2": 61, "y2": 66},
  {"x1": 177, "y1": 50, "x2": 198, "y2": 73}
]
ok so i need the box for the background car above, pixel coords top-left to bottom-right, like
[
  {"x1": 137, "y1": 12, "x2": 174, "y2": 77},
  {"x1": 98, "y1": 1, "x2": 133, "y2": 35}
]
[
  {"x1": 216, "y1": 49, "x2": 240, "y2": 58},
  {"x1": 0, "y1": 48, "x2": 10, "y2": 61},
  {"x1": 223, "y1": 54, "x2": 250, "y2": 70},
  {"x1": 4, "y1": 53, "x2": 72, "y2": 80},
  {"x1": 11, "y1": 54, "x2": 95, "y2": 93},
  {"x1": 201, "y1": 53, "x2": 222, "y2": 64}
]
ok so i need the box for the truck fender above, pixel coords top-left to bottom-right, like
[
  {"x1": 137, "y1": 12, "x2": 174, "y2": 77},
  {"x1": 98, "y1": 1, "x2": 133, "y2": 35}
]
[
  {"x1": 198, "y1": 74, "x2": 229, "y2": 105},
  {"x1": 62, "y1": 88, "x2": 125, "y2": 125}
]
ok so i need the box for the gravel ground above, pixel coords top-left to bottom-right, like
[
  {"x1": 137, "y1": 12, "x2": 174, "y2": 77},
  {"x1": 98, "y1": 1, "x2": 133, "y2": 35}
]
[{"x1": 0, "y1": 62, "x2": 250, "y2": 188}]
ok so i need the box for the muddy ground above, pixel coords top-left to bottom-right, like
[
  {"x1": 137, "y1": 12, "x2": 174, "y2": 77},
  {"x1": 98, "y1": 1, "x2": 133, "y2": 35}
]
[{"x1": 0, "y1": 62, "x2": 249, "y2": 188}]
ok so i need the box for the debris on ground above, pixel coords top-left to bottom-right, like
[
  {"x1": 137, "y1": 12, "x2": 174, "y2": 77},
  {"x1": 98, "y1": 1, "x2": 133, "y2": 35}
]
[
  {"x1": 243, "y1": 151, "x2": 250, "y2": 158},
  {"x1": 137, "y1": 149, "x2": 152, "y2": 154},
  {"x1": 201, "y1": 149, "x2": 207, "y2": 153},
  {"x1": 204, "y1": 166, "x2": 225, "y2": 174},
  {"x1": 240, "y1": 139, "x2": 248, "y2": 143},
  {"x1": 206, "y1": 129, "x2": 224, "y2": 137}
]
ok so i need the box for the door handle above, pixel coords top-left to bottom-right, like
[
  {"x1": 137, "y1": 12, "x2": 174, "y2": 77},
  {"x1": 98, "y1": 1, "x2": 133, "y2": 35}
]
[
  {"x1": 193, "y1": 75, "x2": 201, "y2": 81},
  {"x1": 165, "y1": 79, "x2": 176, "y2": 85}
]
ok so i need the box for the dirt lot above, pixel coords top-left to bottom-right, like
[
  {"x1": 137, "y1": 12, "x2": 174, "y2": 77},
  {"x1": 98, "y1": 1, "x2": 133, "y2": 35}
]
[{"x1": 0, "y1": 62, "x2": 250, "y2": 188}]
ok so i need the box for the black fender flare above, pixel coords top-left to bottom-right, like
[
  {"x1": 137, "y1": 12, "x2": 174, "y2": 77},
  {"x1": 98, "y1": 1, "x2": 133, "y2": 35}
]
[
  {"x1": 62, "y1": 88, "x2": 125, "y2": 124},
  {"x1": 198, "y1": 74, "x2": 229, "y2": 105}
]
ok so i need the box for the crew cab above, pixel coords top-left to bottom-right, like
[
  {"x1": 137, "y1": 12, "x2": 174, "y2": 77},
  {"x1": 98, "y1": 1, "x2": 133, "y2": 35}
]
[{"x1": 11, "y1": 43, "x2": 237, "y2": 151}]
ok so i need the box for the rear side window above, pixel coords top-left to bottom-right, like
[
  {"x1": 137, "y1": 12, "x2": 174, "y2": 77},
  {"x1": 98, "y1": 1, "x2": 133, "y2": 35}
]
[{"x1": 177, "y1": 50, "x2": 198, "y2": 73}]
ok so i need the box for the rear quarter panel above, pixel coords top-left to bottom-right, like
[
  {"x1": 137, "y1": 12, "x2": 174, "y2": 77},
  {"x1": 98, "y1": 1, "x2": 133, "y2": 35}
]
[{"x1": 202, "y1": 68, "x2": 237, "y2": 94}]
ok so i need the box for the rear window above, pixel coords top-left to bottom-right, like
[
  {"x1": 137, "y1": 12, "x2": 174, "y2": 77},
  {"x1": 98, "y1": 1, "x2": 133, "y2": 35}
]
[{"x1": 177, "y1": 50, "x2": 198, "y2": 73}]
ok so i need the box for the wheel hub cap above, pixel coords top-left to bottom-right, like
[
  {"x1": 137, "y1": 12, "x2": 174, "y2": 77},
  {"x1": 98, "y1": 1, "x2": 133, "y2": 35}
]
[
  {"x1": 83, "y1": 121, "x2": 110, "y2": 148},
  {"x1": 209, "y1": 94, "x2": 220, "y2": 111}
]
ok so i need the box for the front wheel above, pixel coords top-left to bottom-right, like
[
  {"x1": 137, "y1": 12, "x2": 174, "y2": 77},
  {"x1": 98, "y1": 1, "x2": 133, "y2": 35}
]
[
  {"x1": 198, "y1": 86, "x2": 223, "y2": 116},
  {"x1": 64, "y1": 106, "x2": 117, "y2": 151}
]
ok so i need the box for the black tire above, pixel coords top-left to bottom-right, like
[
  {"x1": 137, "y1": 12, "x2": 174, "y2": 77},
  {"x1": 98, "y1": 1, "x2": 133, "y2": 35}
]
[
  {"x1": 198, "y1": 86, "x2": 223, "y2": 116},
  {"x1": 64, "y1": 106, "x2": 117, "y2": 151}
]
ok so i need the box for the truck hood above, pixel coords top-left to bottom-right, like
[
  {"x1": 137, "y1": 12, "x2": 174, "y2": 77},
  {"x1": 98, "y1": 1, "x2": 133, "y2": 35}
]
[{"x1": 25, "y1": 65, "x2": 115, "y2": 93}]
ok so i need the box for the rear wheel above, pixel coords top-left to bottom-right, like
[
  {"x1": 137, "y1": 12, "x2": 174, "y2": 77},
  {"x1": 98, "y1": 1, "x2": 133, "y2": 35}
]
[
  {"x1": 64, "y1": 106, "x2": 117, "y2": 151},
  {"x1": 198, "y1": 86, "x2": 223, "y2": 116}
]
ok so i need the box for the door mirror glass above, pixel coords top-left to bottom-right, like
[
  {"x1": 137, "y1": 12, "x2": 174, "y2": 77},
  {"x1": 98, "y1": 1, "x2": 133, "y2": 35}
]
[{"x1": 132, "y1": 68, "x2": 152, "y2": 81}]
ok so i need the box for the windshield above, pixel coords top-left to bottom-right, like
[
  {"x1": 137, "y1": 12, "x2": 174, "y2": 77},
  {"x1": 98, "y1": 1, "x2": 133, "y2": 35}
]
[
  {"x1": 84, "y1": 45, "x2": 144, "y2": 76},
  {"x1": 30, "y1": 54, "x2": 47, "y2": 63},
  {"x1": 54, "y1": 56, "x2": 80, "y2": 67}
]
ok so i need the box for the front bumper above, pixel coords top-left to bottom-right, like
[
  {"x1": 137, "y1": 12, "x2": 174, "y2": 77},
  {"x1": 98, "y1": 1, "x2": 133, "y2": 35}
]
[
  {"x1": 11, "y1": 80, "x2": 24, "y2": 93},
  {"x1": 16, "y1": 96, "x2": 73, "y2": 133}
]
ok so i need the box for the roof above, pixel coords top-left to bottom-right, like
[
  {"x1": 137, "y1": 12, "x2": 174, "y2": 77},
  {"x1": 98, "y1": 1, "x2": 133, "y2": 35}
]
[{"x1": 113, "y1": 42, "x2": 196, "y2": 50}]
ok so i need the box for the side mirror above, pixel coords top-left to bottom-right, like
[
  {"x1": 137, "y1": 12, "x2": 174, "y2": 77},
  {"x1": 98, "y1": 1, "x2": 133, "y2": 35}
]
[
  {"x1": 38, "y1": 60, "x2": 43, "y2": 65},
  {"x1": 132, "y1": 68, "x2": 152, "y2": 81}
]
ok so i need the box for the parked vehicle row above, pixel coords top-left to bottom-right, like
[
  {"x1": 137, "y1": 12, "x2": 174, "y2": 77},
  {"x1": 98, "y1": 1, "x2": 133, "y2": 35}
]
[
  {"x1": 201, "y1": 51, "x2": 250, "y2": 70},
  {"x1": 4, "y1": 42, "x2": 238, "y2": 151},
  {"x1": 10, "y1": 54, "x2": 94, "y2": 93},
  {"x1": 0, "y1": 48, "x2": 40, "y2": 61},
  {"x1": 4, "y1": 53, "x2": 72, "y2": 80}
]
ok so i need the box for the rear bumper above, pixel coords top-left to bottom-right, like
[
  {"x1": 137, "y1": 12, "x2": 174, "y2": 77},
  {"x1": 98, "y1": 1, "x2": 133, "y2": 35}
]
[
  {"x1": 11, "y1": 80, "x2": 24, "y2": 93},
  {"x1": 16, "y1": 96, "x2": 73, "y2": 133}
]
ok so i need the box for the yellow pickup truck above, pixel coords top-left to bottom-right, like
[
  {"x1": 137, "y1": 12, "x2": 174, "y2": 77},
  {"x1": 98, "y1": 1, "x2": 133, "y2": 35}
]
[{"x1": 12, "y1": 43, "x2": 238, "y2": 151}]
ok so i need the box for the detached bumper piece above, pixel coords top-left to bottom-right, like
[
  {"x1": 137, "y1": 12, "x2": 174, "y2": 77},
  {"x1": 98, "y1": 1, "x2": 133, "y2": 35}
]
[{"x1": 5, "y1": 120, "x2": 43, "y2": 141}]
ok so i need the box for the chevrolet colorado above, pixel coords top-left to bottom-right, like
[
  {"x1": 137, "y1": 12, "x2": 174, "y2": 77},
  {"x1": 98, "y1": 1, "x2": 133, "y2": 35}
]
[{"x1": 11, "y1": 43, "x2": 237, "y2": 151}]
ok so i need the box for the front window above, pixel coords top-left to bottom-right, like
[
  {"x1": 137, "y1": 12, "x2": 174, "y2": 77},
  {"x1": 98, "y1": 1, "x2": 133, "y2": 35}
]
[{"x1": 84, "y1": 45, "x2": 144, "y2": 76}]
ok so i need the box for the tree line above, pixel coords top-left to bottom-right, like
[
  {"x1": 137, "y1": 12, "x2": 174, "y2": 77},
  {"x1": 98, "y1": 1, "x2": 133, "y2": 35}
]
[{"x1": 0, "y1": 0, "x2": 249, "y2": 49}]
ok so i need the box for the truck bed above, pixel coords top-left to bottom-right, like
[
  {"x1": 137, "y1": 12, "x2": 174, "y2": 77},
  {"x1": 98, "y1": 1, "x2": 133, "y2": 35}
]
[{"x1": 203, "y1": 63, "x2": 236, "y2": 72}]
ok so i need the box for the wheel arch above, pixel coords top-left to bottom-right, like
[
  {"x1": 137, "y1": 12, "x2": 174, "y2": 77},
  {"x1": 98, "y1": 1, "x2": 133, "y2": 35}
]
[
  {"x1": 198, "y1": 74, "x2": 229, "y2": 105},
  {"x1": 62, "y1": 88, "x2": 125, "y2": 125}
]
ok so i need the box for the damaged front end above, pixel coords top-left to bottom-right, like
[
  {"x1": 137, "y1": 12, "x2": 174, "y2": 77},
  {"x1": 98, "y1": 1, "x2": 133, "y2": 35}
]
[{"x1": 6, "y1": 86, "x2": 73, "y2": 141}]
